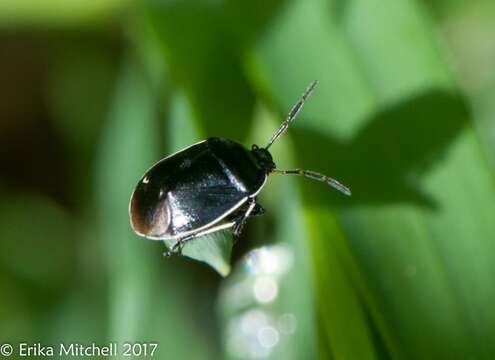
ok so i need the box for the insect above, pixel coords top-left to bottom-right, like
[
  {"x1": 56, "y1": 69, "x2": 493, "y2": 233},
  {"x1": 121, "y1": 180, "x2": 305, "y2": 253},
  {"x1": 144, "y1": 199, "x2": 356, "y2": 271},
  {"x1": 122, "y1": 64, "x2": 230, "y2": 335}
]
[{"x1": 129, "y1": 81, "x2": 351, "y2": 256}]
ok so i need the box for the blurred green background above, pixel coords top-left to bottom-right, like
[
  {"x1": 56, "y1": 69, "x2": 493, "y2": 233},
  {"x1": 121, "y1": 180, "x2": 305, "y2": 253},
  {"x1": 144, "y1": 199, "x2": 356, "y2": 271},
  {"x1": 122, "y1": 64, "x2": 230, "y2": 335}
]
[{"x1": 1, "y1": 0, "x2": 495, "y2": 359}]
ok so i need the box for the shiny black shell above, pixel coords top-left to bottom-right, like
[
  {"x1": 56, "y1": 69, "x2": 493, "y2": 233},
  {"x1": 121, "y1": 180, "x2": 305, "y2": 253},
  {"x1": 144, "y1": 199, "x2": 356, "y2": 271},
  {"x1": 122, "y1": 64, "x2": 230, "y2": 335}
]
[{"x1": 129, "y1": 137, "x2": 267, "y2": 239}]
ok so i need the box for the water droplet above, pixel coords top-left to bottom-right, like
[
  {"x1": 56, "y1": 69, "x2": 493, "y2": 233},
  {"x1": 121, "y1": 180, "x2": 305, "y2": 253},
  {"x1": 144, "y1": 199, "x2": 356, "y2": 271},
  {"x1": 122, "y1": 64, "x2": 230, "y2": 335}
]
[
  {"x1": 254, "y1": 276, "x2": 278, "y2": 304},
  {"x1": 278, "y1": 313, "x2": 297, "y2": 335},
  {"x1": 257, "y1": 326, "x2": 279, "y2": 349}
]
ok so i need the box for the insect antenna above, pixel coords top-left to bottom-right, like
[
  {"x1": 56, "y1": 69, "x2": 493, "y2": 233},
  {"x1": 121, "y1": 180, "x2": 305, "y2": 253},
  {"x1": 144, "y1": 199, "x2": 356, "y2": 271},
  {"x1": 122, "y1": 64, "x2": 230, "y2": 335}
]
[
  {"x1": 272, "y1": 168, "x2": 351, "y2": 196},
  {"x1": 265, "y1": 80, "x2": 318, "y2": 150}
]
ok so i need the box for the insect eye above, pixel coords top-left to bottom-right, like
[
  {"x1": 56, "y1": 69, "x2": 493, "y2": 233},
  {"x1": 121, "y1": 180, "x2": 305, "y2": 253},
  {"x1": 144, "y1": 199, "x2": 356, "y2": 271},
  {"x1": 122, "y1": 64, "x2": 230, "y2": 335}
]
[{"x1": 251, "y1": 144, "x2": 259, "y2": 151}]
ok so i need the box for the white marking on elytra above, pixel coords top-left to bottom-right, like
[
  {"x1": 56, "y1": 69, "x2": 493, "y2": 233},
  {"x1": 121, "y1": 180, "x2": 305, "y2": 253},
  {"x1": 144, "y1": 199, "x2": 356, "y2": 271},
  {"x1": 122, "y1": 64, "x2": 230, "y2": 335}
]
[{"x1": 142, "y1": 176, "x2": 150, "y2": 184}]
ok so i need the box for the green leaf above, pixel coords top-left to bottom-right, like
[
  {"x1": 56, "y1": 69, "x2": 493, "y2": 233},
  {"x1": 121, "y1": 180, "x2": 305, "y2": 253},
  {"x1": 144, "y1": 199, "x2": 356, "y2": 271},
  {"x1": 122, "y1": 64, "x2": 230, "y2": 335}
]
[
  {"x1": 307, "y1": 210, "x2": 377, "y2": 360},
  {"x1": 145, "y1": 1, "x2": 256, "y2": 141},
  {"x1": 232, "y1": 0, "x2": 495, "y2": 358},
  {"x1": 164, "y1": 231, "x2": 233, "y2": 277},
  {"x1": 96, "y1": 58, "x2": 213, "y2": 359},
  {"x1": 0, "y1": 0, "x2": 128, "y2": 28}
]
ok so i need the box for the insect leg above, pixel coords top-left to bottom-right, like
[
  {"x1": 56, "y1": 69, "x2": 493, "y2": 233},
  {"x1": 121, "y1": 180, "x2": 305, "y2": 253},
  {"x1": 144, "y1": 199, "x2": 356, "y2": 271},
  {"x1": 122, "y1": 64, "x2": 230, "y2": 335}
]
[
  {"x1": 232, "y1": 198, "x2": 257, "y2": 239},
  {"x1": 163, "y1": 221, "x2": 236, "y2": 257},
  {"x1": 164, "y1": 234, "x2": 193, "y2": 257},
  {"x1": 273, "y1": 168, "x2": 351, "y2": 196},
  {"x1": 233, "y1": 201, "x2": 264, "y2": 217},
  {"x1": 252, "y1": 203, "x2": 265, "y2": 216}
]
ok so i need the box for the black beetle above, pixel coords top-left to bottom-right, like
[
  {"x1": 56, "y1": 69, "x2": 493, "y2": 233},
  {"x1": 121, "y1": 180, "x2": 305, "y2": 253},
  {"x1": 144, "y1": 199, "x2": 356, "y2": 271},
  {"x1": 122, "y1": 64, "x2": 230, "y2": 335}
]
[{"x1": 129, "y1": 81, "x2": 350, "y2": 256}]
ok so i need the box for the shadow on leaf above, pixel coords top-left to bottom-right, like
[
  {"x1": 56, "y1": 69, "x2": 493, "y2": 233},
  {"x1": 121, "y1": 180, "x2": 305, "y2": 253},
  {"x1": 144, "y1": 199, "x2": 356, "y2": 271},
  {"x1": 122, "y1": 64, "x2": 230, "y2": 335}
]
[{"x1": 290, "y1": 89, "x2": 470, "y2": 207}]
